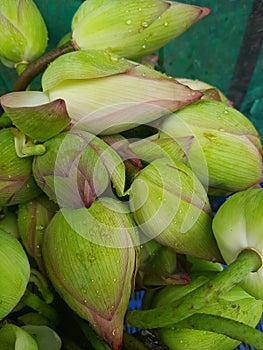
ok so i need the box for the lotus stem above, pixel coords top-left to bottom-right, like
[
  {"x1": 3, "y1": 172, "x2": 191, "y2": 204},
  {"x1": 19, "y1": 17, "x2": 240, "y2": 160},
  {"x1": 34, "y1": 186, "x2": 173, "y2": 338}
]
[
  {"x1": 76, "y1": 319, "x2": 111, "y2": 350},
  {"x1": 126, "y1": 249, "x2": 262, "y2": 328},
  {"x1": 122, "y1": 332, "x2": 149, "y2": 350},
  {"x1": 21, "y1": 144, "x2": 46, "y2": 157},
  {"x1": 172, "y1": 313, "x2": 263, "y2": 350},
  {"x1": 13, "y1": 40, "x2": 77, "y2": 91},
  {"x1": 21, "y1": 290, "x2": 59, "y2": 327},
  {"x1": 29, "y1": 269, "x2": 54, "y2": 304}
]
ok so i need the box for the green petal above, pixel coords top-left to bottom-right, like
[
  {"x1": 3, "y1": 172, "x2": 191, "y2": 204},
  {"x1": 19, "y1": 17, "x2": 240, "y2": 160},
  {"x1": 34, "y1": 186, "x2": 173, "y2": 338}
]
[
  {"x1": 42, "y1": 50, "x2": 136, "y2": 91},
  {"x1": 0, "y1": 324, "x2": 38, "y2": 350},
  {"x1": 0, "y1": 229, "x2": 30, "y2": 320},
  {"x1": 1, "y1": 92, "x2": 71, "y2": 142}
]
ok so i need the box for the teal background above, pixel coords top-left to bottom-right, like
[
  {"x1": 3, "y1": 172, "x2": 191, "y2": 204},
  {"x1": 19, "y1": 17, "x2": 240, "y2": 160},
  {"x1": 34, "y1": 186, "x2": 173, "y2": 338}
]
[{"x1": 0, "y1": 0, "x2": 262, "y2": 134}]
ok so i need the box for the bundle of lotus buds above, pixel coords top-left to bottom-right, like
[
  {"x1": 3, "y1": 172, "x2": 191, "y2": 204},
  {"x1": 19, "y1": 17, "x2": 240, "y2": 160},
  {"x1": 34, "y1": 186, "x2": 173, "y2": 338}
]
[{"x1": 0, "y1": 1, "x2": 263, "y2": 349}]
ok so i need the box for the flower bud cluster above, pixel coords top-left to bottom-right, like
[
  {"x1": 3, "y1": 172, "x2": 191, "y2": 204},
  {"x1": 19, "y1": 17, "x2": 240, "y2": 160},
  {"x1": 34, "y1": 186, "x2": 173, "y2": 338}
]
[{"x1": 0, "y1": 1, "x2": 263, "y2": 349}]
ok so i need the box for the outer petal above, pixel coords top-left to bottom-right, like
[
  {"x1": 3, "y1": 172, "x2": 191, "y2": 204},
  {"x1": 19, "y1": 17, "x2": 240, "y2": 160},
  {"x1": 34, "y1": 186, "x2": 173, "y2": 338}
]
[
  {"x1": 41, "y1": 50, "x2": 136, "y2": 92},
  {"x1": 0, "y1": 229, "x2": 30, "y2": 320},
  {"x1": 47, "y1": 65, "x2": 202, "y2": 135},
  {"x1": 212, "y1": 188, "x2": 263, "y2": 299},
  {"x1": 1, "y1": 91, "x2": 71, "y2": 142}
]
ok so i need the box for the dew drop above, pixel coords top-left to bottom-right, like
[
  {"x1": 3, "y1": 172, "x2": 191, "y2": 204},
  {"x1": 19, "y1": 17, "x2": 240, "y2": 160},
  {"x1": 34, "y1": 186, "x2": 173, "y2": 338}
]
[
  {"x1": 164, "y1": 21, "x2": 168, "y2": 27},
  {"x1": 112, "y1": 329, "x2": 117, "y2": 336},
  {"x1": 110, "y1": 56, "x2": 119, "y2": 62},
  {"x1": 141, "y1": 21, "x2": 148, "y2": 28},
  {"x1": 142, "y1": 44, "x2": 146, "y2": 49},
  {"x1": 126, "y1": 19, "x2": 132, "y2": 25},
  {"x1": 138, "y1": 8, "x2": 142, "y2": 11}
]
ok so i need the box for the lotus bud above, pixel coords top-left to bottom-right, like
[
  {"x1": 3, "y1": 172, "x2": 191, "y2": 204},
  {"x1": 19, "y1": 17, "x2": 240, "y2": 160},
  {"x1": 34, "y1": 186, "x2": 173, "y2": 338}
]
[
  {"x1": 42, "y1": 198, "x2": 138, "y2": 350},
  {"x1": 32, "y1": 130, "x2": 126, "y2": 208},
  {"x1": 129, "y1": 157, "x2": 222, "y2": 261},
  {"x1": 71, "y1": 0, "x2": 210, "y2": 59},
  {"x1": 153, "y1": 278, "x2": 262, "y2": 350},
  {"x1": 159, "y1": 100, "x2": 263, "y2": 195},
  {"x1": 1, "y1": 50, "x2": 202, "y2": 136},
  {"x1": 137, "y1": 241, "x2": 190, "y2": 287},
  {"x1": 0, "y1": 209, "x2": 19, "y2": 238},
  {"x1": 0, "y1": 0, "x2": 47, "y2": 68},
  {"x1": 212, "y1": 188, "x2": 263, "y2": 299},
  {"x1": 176, "y1": 78, "x2": 232, "y2": 105},
  {"x1": 0, "y1": 128, "x2": 41, "y2": 207},
  {"x1": 0, "y1": 229, "x2": 30, "y2": 320},
  {"x1": 18, "y1": 195, "x2": 58, "y2": 273}
]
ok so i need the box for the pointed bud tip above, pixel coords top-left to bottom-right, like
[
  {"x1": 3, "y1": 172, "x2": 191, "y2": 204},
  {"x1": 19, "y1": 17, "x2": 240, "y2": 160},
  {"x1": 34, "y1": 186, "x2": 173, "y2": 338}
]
[{"x1": 197, "y1": 7, "x2": 211, "y2": 21}]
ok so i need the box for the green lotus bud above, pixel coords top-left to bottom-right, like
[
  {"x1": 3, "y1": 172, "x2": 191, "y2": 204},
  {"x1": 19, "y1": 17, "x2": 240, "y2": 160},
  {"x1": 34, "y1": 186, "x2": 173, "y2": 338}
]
[
  {"x1": 0, "y1": 324, "x2": 38, "y2": 350},
  {"x1": 42, "y1": 198, "x2": 138, "y2": 350},
  {"x1": 71, "y1": 0, "x2": 210, "y2": 59},
  {"x1": 159, "y1": 100, "x2": 263, "y2": 195},
  {"x1": 18, "y1": 195, "x2": 58, "y2": 273},
  {"x1": 212, "y1": 188, "x2": 263, "y2": 299},
  {"x1": 0, "y1": 209, "x2": 19, "y2": 238},
  {"x1": 1, "y1": 50, "x2": 202, "y2": 136},
  {"x1": 153, "y1": 279, "x2": 262, "y2": 350},
  {"x1": 32, "y1": 130, "x2": 126, "y2": 208},
  {"x1": 0, "y1": 0, "x2": 48, "y2": 68},
  {"x1": 0, "y1": 229, "x2": 30, "y2": 320},
  {"x1": 129, "y1": 158, "x2": 222, "y2": 261},
  {"x1": 0, "y1": 128, "x2": 41, "y2": 207}
]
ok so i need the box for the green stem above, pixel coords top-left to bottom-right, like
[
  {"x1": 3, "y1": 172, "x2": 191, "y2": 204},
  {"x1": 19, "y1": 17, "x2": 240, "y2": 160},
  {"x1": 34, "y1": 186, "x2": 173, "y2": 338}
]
[
  {"x1": 172, "y1": 313, "x2": 263, "y2": 350},
  {"x1": 122, "y1": 332, "x2": 149, "y2": 350},
  {"x1": 76, "y1": 318, "x2": 111, "y2": 350},
  {"x1": 29, "y1": 269, "x2": 54, "y2": 304},
  {"x1": 21, "y1": 144, "x2": 46, "y2": 157},
  {"x1": 21, "y1": 290, "x2": 59, "y2": 327},
  {"x1": 126, "y1": 249, "x2": 262, "y2": 328},
  {"x1": 13, "y1": 40, "x2": 77, "y2": 91}
]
